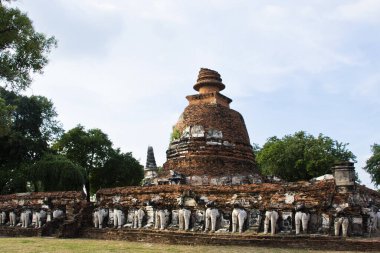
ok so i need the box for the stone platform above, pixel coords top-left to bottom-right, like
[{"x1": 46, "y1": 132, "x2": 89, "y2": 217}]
[
  {"x1": 0, "y1": 226, "x2": 41, "y2": 237},
  {"x1": 80, "y1": 227, "x2": 380, "y2": 251}
]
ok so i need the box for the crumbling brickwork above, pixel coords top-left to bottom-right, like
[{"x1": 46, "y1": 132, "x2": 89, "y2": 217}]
[
  {"x1": 0, "y1": 191, "x2": 86, "y2": 237},
  {"x1": 0, "y1": 191, "x2": 85, "y2": 210},
  {"x1": 96, "y1": 180, "x2": 380, "y2": 211}
]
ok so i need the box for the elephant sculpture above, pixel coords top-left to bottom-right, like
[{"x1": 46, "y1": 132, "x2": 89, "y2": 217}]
[
  {"x1": 232, "y1": 207, "x2": 247, "y2": 233},
  {"x1": 21, "y1": 209, "x2": 32, "y2": 228},
  {"x1": 34, "y1": 209, "x2": 47, "y2": 228},
  {"x1": 133, "y1": 208, "x2": 145, "y2": 229},
  {"x1": 93, "y1": 208, "x2": 109, "y2": 229},
  {"x1": 53, "y1": 209, "x2": 64, "y2": 219},
  {"x1": 178, "y1": 208, "x2": 191, "y2": 231},
  {"x1": 295, "y1": 211, "x2": 310, "y2": 235},
  {"x1": 113, "y1": 208, "x2": 125, "y2": 229},
  {"x1": 264, "y1": 210, "x2": 279, "y2": 235},
  {"x1": 9, "y1": 211, "x2": 17, "y2": 227},
  {"x1": 155, "y1": 209, "x2": 169, "y2": 230},
  {"x1": 362, "y1": 207, "x2": 378, "y2": 234},
  {"x1": 205, "y1": 207, "x2": 220, "y2": 232},
  {"x1": 334, "y1": 217, "x2": 349, "y2": 237},
  {"x1": 368, "y1": 211, "x2": 378, "y2": 234},
  {"x1": 0, "y1": 211, "x2": 6, "y2": 225}
]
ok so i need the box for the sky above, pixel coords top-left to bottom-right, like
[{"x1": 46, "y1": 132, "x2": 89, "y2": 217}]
[{"x1": 11, "y1": 0, "x2": 380, "y2": 189}]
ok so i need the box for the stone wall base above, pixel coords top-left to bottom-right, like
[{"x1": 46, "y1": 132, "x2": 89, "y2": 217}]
[
  {"x1": 0, "y1": 226, "x2": 40, "y2": 237},
  {"x1": 79, "y1": 228, "x2": 380, "y2": 251}
]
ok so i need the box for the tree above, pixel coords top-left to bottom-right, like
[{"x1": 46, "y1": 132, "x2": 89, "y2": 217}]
[
  {"x1": 0, "y1": 87, "x2": 63, "y2": 194},
  {"x1": 29, "y1": 154, "x2": 85, "y2": 192},
  {"x1": 363, "y1": 144, "x2": 380, "y2": 187},
  {"x1": 252, "y1": 142, "x2": 261, "y2": 157},
  {"x1": 91, "y1": 149, "x2": 144, "y2": 192},
  {"x1": 0, "y1": 2, "x2": 56, "y2": 91},
  {"x1": 53, "y1": 125, "x2": 113, "y2": 200},
  {"x1": 0, "y1": 97, "x2": 14, "y2": 136},
  {"x1": 0, "y1": 87, "x2": 62, "y2": 158},
  {"x1": 256, "y1": 131, "x2": 356, "y2": 181}
]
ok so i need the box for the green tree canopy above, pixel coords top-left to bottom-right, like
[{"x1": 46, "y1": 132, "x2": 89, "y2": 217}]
[
  {"x1": 29, "y1": 154, "x2": 85, "y2": 192},
  {"x1": 0, "y1": 2, "x2": 56, "y2": 91},
  {"x1": 91, "y1": 149, "x2": 143, "y2": 192},
  {"x1": 256, "y1": 131, "x2": 356, "y2": 182},
  {"x1": 0, "y1": 87, "x2": 62, "y2": 194},
  {"x1": 0, "y1": 97, "x2": 14, "y2": 136},
  {"x1": 363, "y1": 144, "x2": 380, "y2": 187},
  {"x1": 53, "y1": 125, "x2": 113, "y2": 199}
]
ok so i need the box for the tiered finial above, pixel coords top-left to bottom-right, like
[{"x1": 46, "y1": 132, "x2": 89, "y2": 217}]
[{"x1": 193, "y1": 68, "x2": 225, "y2": 93}]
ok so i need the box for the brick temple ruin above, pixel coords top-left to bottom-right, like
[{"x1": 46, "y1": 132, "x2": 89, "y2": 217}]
[{"x1": 1, "y1": 68, "x2": 380, "y2": 250}]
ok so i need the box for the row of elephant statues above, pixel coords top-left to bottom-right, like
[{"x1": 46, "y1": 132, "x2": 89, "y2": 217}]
[
  {"x1": 0, "y1": 208, "x2": 65, "y2": 228},
  {"x1": 93, "y1": 205, "x2": 375, "y2": 236},
  {"x1": 93, "y1": 206, "x2": 253, "y2": 233}
]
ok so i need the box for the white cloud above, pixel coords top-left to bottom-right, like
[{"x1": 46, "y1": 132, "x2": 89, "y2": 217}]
[{"x1": 335, "y1": 0, "x2": 380, "y2": 23}]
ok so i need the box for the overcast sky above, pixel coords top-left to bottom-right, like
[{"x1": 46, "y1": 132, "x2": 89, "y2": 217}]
[{"x1": 12, "y1": 0, "x2": 380, "y2": 189}]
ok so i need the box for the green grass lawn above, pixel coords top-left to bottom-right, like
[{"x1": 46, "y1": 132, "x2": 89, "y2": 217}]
[{"x1": 0, "y1": 237, "x2": 364, "y2": 253}]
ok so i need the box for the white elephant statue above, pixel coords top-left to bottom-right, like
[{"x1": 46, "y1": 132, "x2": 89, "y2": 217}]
[
  {"x1": 35, "y1": 209, "x2": 47, "y2": 228},
  {"x1": 133, "y1": 208, "x2": 145, "y2": 229},
  {"x1": 93, "y1": 208, "x2": 108, "y2": 229},
  {"x1": 178, "y1": 208, "x2": 191, "y2": 231},
  {"x1": 362, "y1": 207, "x2": 378, "y2": 234},
  {"x1": 53, "y1": 209, "x2": 64, "y2": 219},
  {"x1": 9, "y1": 211, "x2": 17, "y2": 227},
  {"x1": 21, "y1": 209, "x2": 32, "y2": 228},
  {"x1": 295, "y1": 211, "x2": 310, "y2": 235},
  {"x1": 232, "y1": 208, "x2": 247, "y2": 233},
  {"x1": 334, "y1": 217, "x2": 349, "y2": 237},
  {"x1": 0, "y1": 211, "x2": 6, "y2": 225},
  {"x1": 366, "y1": 209, "x2": 378, "y2": 234},
  {"x1": 264, "y1": 210, "x2": 279, "y2": 235},
  {"x1": 368, "y1": 211, "x2": 378, "y2": 234},
  {"x1": 205, "y1": 207, "x2": 220, "y2": 232},
  {"x1": 155, "y1": 209, "x2": 169, "y2": 230},
  {"x1": 113, "y1": 208, "x2": 125, "y2": 229}
]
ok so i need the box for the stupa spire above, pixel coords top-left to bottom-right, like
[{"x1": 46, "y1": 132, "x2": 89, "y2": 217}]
[
  {"x1": 193, "y1": 68, "x2": 225, "y2": 94},
  {"x1": 145, "y1": 146, "x2": 157, "y2": 169}
]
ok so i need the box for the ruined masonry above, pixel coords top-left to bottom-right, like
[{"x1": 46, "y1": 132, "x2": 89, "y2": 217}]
[
  {"x1": 161, "y1": 68, "x2": 261, "y2": 186},
  {"x1": 1, "y1": 68, "x2": 380, "y2": 249}
]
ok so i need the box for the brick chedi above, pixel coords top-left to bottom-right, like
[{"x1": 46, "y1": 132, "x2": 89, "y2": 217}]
[
  {"x1": 143, "y1": 146, "x2": 158, "y2": 185},
  {"x1": 162, "y1": 68, "x2": 262, "y2": 185}
]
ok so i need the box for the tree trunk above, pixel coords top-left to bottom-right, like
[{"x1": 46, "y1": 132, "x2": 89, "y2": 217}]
[{"x1": 85, "y1": 180, "x2": 90, "y2": 202}]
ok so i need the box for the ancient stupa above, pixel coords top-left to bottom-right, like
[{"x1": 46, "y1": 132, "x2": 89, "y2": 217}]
[
  {"x1": 143, "y1": 146, "x2": 158, "y2": 185},
  {"x1": 162, "y1": 68, "x2": 261, "y2": 185}
]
